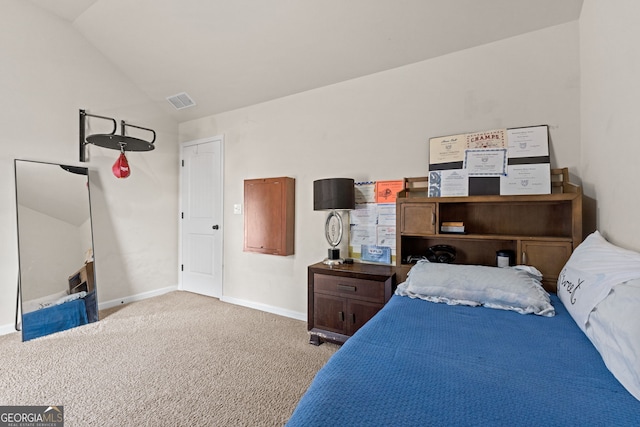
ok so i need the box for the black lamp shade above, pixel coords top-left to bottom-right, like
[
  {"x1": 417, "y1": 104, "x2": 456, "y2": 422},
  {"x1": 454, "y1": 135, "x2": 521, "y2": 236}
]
[{"x1": 313, "y1": 178, "x2": 355, "y2": 211}]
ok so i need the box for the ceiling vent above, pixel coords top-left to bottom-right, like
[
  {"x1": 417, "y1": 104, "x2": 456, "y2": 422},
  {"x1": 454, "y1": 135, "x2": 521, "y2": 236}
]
[{"x1": 166, "y1": 92, "x2": 196, "y2": 110}]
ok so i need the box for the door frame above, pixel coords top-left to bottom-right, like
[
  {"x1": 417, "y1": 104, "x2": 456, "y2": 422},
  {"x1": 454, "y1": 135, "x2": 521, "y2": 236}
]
[{"x1": 178, "y1": 135, "x2": 224, "y2": 296}]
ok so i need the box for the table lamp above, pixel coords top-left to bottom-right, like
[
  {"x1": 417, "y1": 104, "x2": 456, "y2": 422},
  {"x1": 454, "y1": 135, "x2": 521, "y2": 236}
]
[{"x1": 313, "y1": 178, "x2": 355, "y2": 265}]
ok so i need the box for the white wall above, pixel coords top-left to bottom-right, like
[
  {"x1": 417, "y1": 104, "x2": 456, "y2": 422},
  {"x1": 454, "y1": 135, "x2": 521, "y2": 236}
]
[
  {"x1": 0, "y1": 2, "x2": 180, "y2": 330},
  {"x1": 579, "y1": 0, "x2": 640, "y2": 251},
  {"x1": 180, "y1": 22, "x2": 581, "y2": 318}
]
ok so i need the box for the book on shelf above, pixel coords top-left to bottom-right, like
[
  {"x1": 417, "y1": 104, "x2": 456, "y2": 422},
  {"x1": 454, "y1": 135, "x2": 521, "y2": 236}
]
[
  {"x1": 441, "y1": 221, "x2": 464, "y2": 227},
  {"x1": 441, "y1": 221, "x2": 465, "y2": 233}
]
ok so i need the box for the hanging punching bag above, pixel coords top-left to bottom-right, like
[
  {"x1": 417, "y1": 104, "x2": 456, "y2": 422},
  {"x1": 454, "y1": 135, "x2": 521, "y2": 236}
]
[{"x1": 112, "y1": 152, "x2": 131, "y2": 178}]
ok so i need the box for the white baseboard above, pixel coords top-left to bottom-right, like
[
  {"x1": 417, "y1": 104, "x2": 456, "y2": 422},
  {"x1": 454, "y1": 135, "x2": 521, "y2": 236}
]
[
  {"x1": 0, "y1": 323, "x2": 18, "y2": 336},
  {"x1": 221, "y1": 296, "x2": 306, "y2": 322},
  {"x1": 98, "y1": 285, "x2": 178, "y2": 310}
]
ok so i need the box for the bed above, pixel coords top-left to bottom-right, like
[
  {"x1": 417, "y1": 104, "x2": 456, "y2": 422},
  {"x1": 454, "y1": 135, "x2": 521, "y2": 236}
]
[
  {"x1": 288, "y1": 232, "x2": 640, "y2": 426},
  {"x1": 21, "y1": 290, "x2": 97, "y2": 341}
]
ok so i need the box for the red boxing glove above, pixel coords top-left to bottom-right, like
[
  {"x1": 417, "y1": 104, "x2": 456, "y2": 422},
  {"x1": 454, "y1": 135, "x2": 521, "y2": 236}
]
[{"x1": 112, "y1": 152, "x2": 131, "y2": 178}]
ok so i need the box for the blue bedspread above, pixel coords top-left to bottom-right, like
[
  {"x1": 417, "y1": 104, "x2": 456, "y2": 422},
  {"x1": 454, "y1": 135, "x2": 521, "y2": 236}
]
[
  {"x1": 22, "y1": 298, "x2": 88, "y2": 341},
  {"x1": 288, "y1": 295, "x2": 640, "y2": 426}
]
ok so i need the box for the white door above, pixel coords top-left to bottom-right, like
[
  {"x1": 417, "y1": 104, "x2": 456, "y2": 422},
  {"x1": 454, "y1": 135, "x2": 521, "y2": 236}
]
[{"x1": 180, "y1": 136, "x2": 223, "y2": 298}]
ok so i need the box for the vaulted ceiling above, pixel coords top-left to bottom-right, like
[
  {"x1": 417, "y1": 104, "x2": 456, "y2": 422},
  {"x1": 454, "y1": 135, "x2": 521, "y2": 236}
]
[{"x1": 31, "y1": 0, "x2": 583, "y2": 122}]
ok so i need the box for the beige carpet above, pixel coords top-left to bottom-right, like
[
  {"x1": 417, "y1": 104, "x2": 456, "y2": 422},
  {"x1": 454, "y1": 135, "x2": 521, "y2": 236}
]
[{"x1": 0, "y1": 291, "x2": 338, "y2": 426}]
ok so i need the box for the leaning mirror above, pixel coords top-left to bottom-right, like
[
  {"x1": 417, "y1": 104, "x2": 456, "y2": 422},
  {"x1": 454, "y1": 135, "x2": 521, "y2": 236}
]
[{"x1": 15, "y1": 159, "x2": 98, "y2": 341}]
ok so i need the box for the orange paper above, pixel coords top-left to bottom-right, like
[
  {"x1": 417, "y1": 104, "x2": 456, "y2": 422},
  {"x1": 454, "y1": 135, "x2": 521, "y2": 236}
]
[{"x1": 375, "y1": 180, "x2": 404, "y2": 203}]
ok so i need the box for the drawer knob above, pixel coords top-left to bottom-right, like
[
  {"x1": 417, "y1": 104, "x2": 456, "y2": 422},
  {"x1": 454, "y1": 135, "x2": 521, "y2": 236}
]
[{"x1": 337, "y1": 284, "x2": 356, "y2": 292}]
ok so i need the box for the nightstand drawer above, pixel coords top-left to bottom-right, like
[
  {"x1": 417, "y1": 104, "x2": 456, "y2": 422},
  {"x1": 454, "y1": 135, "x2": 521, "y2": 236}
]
[{"x1": 313, "y1": 274, "x2": 385, "y2": 303}]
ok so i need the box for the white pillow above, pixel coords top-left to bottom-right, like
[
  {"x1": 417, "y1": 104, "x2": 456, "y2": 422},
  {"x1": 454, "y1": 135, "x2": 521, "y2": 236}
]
[
  {"x1": 557, "y1": 231, "x2": 640, "y2": 332},
  {"x1": 586, "y1": 278, "x2": 640, "y2": 401},
  {"x1": 395, "y1": 260, "x2": 554, "y2": 316}
]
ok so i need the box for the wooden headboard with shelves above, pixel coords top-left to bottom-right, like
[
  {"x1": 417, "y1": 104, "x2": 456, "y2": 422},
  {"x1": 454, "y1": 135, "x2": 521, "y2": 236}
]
[{"x1": 395, "y1": 168, "x2": 596, "y2": 293}]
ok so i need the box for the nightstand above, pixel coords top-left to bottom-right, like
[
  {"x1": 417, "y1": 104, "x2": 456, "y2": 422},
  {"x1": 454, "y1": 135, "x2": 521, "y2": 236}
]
[{"x1": 308, "y1": 262, "x2": 395, "y2": 345}]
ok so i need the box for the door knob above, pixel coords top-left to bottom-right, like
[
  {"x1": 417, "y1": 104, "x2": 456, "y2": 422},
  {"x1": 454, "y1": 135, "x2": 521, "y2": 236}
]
[{"x1": 212, "y1": 225, "x2": 219, "y2": 230}]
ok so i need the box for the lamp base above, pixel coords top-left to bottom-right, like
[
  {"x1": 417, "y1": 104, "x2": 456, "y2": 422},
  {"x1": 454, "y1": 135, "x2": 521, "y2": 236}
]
[{"x1": 323, "y1": 248, "x2": 343, "y2": 265}]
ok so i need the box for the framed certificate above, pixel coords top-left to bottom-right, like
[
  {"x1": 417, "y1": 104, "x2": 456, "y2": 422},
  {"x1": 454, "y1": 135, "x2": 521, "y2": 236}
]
[
  {"x1": 500, "y1": 164, "x2": 551, "y2": 195},
  {"x1": 463, "y1": 148, "x2": 507, "y2": 176},
  {"x1": 429, "y1": 134, "x2": 466, "y2": 164},
  {"x1": 466, "y1": 129, "x2": 506, "y2": 149},
  {"x1": 506, "y1": 126, "x2": 549, "y2": 159},
  {"x1": 428, "y1": 169, "x2": 469, "y2": 197}
]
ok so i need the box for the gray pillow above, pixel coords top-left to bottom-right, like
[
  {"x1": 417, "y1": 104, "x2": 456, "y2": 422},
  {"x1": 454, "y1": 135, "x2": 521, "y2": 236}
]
[{"x1": 395, "y1": 260, "x2": 554, "y2": 316}]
